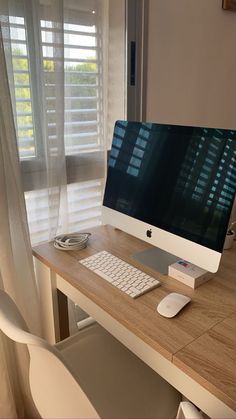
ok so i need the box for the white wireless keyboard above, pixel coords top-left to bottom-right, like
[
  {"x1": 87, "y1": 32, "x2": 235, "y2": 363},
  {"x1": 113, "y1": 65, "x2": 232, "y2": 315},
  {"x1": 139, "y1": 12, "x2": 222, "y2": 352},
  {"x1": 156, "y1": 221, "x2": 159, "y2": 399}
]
[{"x1": 79, "y1": 250, "x2": 161, "y2": 298}]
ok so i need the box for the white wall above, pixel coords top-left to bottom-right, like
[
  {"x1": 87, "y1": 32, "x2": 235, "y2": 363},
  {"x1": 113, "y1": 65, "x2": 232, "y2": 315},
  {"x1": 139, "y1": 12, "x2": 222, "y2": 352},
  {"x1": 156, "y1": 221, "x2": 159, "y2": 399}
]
[{"x1": 145, "y1": 0, "x2": 236, "y2": 130}]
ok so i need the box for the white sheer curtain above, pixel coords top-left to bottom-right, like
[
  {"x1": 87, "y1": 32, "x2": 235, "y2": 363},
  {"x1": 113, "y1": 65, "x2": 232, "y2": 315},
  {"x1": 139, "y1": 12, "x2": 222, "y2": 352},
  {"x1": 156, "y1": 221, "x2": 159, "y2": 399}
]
[
  {"x1": 0, "y1": 28, "x2": 41, "y2": 417},
  {"x1": 1, "y1": 0, "x2": 107, "y2": 246},
  {"x1": 1, "y1": 0, "x2": 68, "y2": 244},
  {"x1": 0, "y1": 0, "x2": 108, "y2": 416}
]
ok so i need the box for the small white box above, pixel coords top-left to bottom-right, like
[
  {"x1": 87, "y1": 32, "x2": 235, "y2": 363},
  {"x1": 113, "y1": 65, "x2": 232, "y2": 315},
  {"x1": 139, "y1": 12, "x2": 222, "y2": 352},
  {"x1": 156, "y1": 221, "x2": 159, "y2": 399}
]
[{"x1": 168, "y1": 260, "x2": 212, "y2": 289}]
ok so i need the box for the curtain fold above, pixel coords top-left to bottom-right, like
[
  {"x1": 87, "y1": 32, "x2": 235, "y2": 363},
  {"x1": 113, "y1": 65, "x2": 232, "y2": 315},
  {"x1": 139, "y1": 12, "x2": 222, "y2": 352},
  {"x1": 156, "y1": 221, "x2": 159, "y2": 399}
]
[
  {"x1": 0, "y1": 26, "x2": 41, "y2": 417},
  {"x1": 0, "y1": 0, "x2": 108, "y2": 416},
  {"x1": 1, "y1": 0, "x2": 68, "y2": 244},
  {"x1": 1, "y1": 0, "x2": 107, "y2": 246}
]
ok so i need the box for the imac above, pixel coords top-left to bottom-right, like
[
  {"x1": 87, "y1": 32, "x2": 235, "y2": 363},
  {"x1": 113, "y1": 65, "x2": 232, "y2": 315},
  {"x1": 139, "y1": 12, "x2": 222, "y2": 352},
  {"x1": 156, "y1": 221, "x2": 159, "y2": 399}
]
[{"x1": 102, "y1": 121, "x2": 236, "y2": 273}]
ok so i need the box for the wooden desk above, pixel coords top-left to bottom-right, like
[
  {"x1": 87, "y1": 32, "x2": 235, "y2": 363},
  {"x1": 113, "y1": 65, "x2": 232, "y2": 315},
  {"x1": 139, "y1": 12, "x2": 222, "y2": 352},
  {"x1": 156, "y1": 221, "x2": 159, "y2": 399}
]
[{"x1": 33, "y1": 225, "x2": 236, "y2": 419}]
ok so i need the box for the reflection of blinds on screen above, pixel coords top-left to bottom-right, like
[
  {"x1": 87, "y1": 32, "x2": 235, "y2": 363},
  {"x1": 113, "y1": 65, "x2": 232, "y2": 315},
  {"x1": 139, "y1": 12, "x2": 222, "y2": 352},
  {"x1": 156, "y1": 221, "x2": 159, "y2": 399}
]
[
  {"x1": 163, "y1": 128, "x2": 236, "y2": 249},
  {"x1": 174, "y1": 129, "x2": 236, "y2": 213},
  {"x1": 104, "y1": 122, "x2": 236, "y2": 252}
]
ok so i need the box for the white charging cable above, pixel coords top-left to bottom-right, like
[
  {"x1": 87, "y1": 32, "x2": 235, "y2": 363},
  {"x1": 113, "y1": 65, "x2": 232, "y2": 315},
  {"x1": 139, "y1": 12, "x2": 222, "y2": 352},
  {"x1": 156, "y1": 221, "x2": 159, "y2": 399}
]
[{"x1": 54, "y1": 233, "x2": 91, "y2": 251}]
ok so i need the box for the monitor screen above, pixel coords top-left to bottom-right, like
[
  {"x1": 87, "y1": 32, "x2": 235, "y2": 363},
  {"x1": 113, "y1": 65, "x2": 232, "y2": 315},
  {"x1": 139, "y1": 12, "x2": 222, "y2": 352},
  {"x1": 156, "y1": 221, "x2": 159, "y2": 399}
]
[{"x1": 103, "y1": 121, "x2": 236, "y2": 261}]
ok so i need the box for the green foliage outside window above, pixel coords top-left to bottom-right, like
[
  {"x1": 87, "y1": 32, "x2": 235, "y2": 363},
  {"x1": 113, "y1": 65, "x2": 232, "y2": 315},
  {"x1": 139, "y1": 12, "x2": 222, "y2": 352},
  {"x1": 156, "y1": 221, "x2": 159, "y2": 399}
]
[{"x1": 12, "y1": 47, "x2": 98, "y2": 157}]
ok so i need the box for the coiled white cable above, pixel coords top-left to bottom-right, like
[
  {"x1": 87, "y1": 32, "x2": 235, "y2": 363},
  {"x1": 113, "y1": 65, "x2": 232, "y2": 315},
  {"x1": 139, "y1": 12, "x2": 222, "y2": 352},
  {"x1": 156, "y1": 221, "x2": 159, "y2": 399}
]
[{"x1": 54, "y1": 233, "x2": 91, "y2": 251}]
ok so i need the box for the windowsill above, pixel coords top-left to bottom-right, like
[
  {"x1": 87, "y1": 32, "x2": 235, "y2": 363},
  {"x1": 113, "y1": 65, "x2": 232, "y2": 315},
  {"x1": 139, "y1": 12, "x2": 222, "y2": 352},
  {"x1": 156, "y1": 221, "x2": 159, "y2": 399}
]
[{"x1": 21, "y1": 151, "x2": 106, "y2": 191}]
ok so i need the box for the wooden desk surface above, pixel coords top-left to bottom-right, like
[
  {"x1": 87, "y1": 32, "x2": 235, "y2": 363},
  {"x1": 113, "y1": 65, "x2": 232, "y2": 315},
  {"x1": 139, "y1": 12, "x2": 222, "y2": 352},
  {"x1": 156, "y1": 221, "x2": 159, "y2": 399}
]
[{"x1": 33, "y1": 225, "x2": 236, "y2": 411}]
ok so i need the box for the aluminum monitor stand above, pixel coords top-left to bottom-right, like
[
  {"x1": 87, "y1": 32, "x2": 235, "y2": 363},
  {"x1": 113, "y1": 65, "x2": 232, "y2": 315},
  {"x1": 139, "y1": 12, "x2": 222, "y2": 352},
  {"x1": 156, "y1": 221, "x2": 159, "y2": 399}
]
[{"x1": 132, "y1": 247, "x2": 180, "y2": 275}]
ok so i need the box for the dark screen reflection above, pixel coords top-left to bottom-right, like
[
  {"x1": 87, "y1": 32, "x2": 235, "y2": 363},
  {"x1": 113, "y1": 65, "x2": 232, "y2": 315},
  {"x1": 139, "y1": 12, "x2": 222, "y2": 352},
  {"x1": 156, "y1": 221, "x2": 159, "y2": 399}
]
[{"x1": 103, "y1": 121, "x2": 236, "y2": 252}]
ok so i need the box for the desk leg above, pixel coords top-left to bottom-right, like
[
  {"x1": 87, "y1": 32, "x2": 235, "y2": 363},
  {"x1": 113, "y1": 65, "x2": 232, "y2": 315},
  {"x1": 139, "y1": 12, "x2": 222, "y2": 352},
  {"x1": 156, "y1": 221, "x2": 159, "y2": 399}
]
[
  {"x1": 34, "y1": 258, "x2": 61, "y2": 344},
  {"x1": 57, "y1": 289, "x2": 69, "y2": 340}
]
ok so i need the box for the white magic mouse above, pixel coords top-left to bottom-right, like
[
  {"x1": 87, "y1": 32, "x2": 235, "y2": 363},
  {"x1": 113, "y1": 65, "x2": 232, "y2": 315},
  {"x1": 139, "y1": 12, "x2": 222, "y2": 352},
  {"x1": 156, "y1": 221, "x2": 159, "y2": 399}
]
[{"x1": 157, "y1": 292, "x2": 191, "y2": 318}]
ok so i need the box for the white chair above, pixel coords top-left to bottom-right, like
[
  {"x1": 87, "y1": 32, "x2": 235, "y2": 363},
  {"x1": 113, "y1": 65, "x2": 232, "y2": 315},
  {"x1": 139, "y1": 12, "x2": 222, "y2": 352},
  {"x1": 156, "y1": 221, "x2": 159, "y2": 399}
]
[
  {"x1": 176, "y1": 402, "x2": 204, "y2": 419},
  {"x1": 0, "y1": 289, "x2": 187, "y2": 418}
]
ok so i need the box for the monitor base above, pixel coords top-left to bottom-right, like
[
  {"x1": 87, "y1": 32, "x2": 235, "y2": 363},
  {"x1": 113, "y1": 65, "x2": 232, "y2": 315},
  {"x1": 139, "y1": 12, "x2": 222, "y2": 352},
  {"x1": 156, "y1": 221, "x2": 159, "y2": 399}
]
[{"x1": 132, "y1": 247, "x2": 180, "y2": 275}]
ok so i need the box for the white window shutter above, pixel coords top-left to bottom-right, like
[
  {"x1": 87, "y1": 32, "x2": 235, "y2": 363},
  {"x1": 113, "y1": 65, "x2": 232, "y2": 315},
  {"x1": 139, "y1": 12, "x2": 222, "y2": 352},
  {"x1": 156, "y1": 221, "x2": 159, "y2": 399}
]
[{"x1": 4, "y1": 1, "x2": 108, "y2": 244}]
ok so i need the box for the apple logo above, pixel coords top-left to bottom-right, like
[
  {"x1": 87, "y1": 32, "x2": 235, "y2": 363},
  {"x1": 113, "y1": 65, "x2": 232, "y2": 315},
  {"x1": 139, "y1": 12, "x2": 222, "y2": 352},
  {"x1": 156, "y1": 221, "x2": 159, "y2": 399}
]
[{"x1": 146, "y1": 229, "x2": 152, "y2": 238}]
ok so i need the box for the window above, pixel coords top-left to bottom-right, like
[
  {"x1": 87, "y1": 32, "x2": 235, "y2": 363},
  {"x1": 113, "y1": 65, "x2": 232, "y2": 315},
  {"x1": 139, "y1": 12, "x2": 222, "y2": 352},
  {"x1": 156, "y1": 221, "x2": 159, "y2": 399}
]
[
  {"x1": 7, "y1": 5, "x2": 104, "y2": 160},
  {"x1": 1, "y1": 1, "x2": 107, "y2": 243},
  {"x1": 1, "y1": 0, "x2": 127, "y2": 244},
  {"x1": 9, "y1": 15, "x2": 36, "y2": 158},
  {"x1": 41, "y1": 16, "x2": 103, "y2": 156},
  {"x1": 25, "y1": 179, "x2": 103, "y2": 243}
]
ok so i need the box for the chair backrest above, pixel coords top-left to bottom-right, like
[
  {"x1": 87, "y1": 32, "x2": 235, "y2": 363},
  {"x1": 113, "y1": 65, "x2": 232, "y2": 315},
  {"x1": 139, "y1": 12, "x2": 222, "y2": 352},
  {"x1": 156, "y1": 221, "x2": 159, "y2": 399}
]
[
  {"x1": 176, "y1": 401, "x2": 204, "y2": 419},
  {"x1": 0, "y1": 289, "x2": 99, "y2": 419}
]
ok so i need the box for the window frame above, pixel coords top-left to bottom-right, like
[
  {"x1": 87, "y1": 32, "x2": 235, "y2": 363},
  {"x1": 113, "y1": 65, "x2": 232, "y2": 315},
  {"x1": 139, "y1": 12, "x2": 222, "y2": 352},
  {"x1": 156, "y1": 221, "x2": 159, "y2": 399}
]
[{"x1": 5, "y1": 4, "x2": 106, "y2": 191}]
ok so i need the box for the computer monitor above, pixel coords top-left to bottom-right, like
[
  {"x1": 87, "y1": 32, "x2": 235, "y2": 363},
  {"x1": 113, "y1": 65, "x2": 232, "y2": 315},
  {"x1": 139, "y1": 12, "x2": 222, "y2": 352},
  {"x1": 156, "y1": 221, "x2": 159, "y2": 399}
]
[{"x1": 102, "y1": 121, "x2": 236, "y2": 273}]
